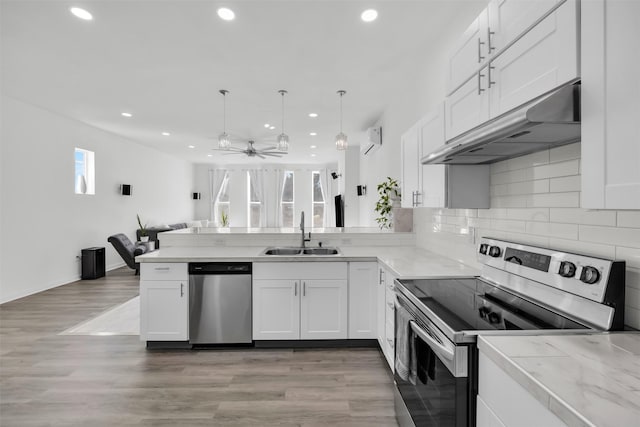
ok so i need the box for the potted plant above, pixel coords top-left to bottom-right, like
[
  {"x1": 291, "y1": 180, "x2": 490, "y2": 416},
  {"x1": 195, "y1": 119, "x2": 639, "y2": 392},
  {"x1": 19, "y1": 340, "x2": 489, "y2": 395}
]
[
  {"x1": 220, "y1": 212, "x2": 229, "y2": 227},
  {"x1": 137, "y1": 214, "x2": 149, "y2": 242},
  {"x1": 374, "y1": 177, "x2": 401, "y2": 229}
]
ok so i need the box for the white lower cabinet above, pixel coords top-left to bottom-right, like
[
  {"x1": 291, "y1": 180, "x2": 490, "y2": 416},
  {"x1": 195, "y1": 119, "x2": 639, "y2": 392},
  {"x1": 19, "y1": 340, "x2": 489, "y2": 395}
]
[
  {"x1": 252, "y1": 279, "x2": 300, "y2": 340},
  {"x1": 139, "y1": 263, "x2": 189, "y2": 341},
  {"x1": 348, "y1": 262, "x2": 378, "y2": 339},
  {"x1": 252, "y1": 262, "x2": 348, "y2": 340},
  {"x1": 377, "y1": 263, "x2": 397, "y2": 371},
  {"x1": 477, "y1": 350, "x2": 567, "y2": 427}
]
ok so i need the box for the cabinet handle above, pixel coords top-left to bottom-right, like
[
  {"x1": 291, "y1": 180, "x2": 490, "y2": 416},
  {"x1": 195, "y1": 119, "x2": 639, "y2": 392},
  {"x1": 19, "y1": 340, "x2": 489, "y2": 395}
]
[
  {"x1": 477, "y1": 71, "x2": 486, "y2": 95},
  {"x1": 487, "y1": 27, "x2": 495, "y2": 53},
  {"x1": 180, "y1": 283, "x2": 184, "y2": 297},
  {"x1": 477, "y1": 37, "x2": 485, "y2": 63},
  {"x1": 379, "y1": 269, "x2": 384, "y2": 285},
  {"x1": 154, "y1": 267, "x2": 170, "y2": 271},
  {"x1": 488, "y1": 64, "x2": 496, "y2": 88},
  {"x1": 295, "y1": 281, "x2": 298, "y2": 296},
  {"x1": 303, "y1": 281, "x2": 306, "y2": 297}
]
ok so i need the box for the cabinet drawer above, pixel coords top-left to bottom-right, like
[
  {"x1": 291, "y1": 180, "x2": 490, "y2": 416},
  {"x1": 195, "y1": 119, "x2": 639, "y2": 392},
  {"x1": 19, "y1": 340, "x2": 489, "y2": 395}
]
[
  {"x1": 254, "y1": 262, "x2": 347, "y2": 280},
  {"x1": 140, "y1": 263, "x2": 188, "y2": 281}
]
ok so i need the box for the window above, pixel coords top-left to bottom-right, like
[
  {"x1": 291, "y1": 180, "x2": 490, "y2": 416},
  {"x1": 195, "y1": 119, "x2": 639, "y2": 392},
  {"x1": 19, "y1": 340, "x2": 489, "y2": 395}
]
[
  {"x1": 247, "y1": 171, "x2": 263, "y2": 228},
  {"x1": 281, "y1": 171, "x2": 294, "y2": 227},
  {"x1": 312, "y1": 171, "x2": 325, "y2": 228},
  {"x1": 74, "y1": 148, "x2": 95, "y2": 195},
  {"x1": 214, "y1": 172, "x2": 230, "y2": 226}
]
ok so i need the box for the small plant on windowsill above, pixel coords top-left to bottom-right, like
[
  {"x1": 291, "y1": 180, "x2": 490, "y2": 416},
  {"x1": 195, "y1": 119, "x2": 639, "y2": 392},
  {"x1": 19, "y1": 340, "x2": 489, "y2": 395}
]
[
  {"x1": 137, "y1": 214, "x2": 149, "y2": 242},
  {"x1": 220, "y1": 212, "x2": 229, "y2": 227},
  {"x1": 374, "y1": 177, "x2": 401, "y2": 229}
]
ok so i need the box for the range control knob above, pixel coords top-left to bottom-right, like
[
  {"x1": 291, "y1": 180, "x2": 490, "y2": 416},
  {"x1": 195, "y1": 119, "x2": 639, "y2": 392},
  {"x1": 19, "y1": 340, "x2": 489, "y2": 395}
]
[
  {"x1": 488, "y1": 246, "x2": 502, "y2": 258},
  {"x1": 488, "y1": 312, "x2": 501, "y2": 324},
  {"x1": 558, "y1": 261, "x2": 577, "y2": 278},
  {"x1": 580, "y1": 266, "x2": 601, "y2": 284},
  {"x1": 479, "y1": 243, "x2": 489, "y2": 255}
]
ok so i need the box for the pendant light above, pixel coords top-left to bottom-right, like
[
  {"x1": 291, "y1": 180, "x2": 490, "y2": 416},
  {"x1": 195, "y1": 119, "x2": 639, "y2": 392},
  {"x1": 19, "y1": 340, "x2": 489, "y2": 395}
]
[
  {"x1": 218, "y1": 89, "x2": 231, "y2": 149},
  {"x1": 335, "y1": 90, "x2": 348, "y2": 150},
  {"x1": 277, "y1": 90, "x2": 290, "y2": 152}
]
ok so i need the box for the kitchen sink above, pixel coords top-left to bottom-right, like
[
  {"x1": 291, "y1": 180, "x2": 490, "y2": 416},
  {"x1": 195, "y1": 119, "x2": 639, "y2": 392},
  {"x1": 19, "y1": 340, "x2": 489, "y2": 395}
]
[
  {"x1": 302, "y1": 248, "x2": 340, "y2": 255},
  {"x1": 262, "y1": 246, "x2": 341, "y2": 256}
]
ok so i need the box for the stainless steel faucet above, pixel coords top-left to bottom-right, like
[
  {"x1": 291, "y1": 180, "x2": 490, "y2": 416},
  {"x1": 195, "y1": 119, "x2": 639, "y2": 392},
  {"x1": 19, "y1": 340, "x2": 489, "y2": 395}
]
[{"x1": 300, "y1": 211, "x2": 311, "y2": 248}]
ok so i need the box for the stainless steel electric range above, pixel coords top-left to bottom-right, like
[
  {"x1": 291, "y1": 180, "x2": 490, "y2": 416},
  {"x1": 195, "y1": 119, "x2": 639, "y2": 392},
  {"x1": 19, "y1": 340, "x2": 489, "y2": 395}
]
[{"x1": 394, "y1": 237, "x2": 626, "y2": 427}]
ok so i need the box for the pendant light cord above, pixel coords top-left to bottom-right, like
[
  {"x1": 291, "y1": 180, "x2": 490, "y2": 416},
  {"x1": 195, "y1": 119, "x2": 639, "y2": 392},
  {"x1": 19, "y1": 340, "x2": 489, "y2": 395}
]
[{"x1": 281, "y1": 92, "x2": 285, "y2": 133}]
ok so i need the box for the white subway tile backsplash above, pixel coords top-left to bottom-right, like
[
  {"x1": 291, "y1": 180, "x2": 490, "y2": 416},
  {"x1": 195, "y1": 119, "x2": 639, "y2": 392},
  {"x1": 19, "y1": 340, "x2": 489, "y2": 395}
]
[
  {"x1": 549, "y1": 208, "x2": 617, "y2": 226},
  {"x1": 625, "y1": 306, "x2": 640, "y2": 329},
  {"x1": 528, "y1": 192, "x2": 580, "y2": 208},
  {"x1": 491, "y1": 219, "x2": 527, "y2": 233},
  {"x1": 549, "y1": 143, "x2": 581, "y2": 163},
  {"x1": 416, "y1": 142, "x2": 640, "y2": 328},
  {"x1": 532, "y1": 159, "x2": 580, "y2": 180},
  {"x1": 549, "y1": 175, "x2": 581, "y2": 192},
  {"x1": 616, "y1": 246, "x2": 640, "y2": 270},
  {"x1": 478, "y1": 208, "x2": 508, "y2": 219},
  {"x1": 507, "y1": 150, "x2": 549, "y2": 171},
  {"x1": 626, "y1": 268, "x2": 640, "y2": 292},
  {"x1": 507, "y1": 208, "x2": 550, "y2": 222},
  {"x1": 526, "y1": 222, "x2": 579, "y2": 240},
  {"x1": 579, "y1": 225, "x2": 640, "y2": 249},
  {"x1": 506, "y1": 179, "x2": 549, "y2": 195},
  {"x1": 618, "y1": 211, "x2": 640, "y2": 228}
]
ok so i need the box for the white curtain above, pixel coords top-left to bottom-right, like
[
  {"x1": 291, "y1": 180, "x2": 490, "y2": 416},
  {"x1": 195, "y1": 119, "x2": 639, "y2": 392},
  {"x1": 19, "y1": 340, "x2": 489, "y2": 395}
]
[
  {"x1": 274, "y1": 169, "x2": 286, "y2": 227},
  {"x1": 321, "y1": 169, "x2": 334, "y2": 227},
  {"x1": 209, "y1": 169, "x2": 227, "y2": 221},
  {"x1": 248, "y1": 169, "x2": 266, "y2": 227}
]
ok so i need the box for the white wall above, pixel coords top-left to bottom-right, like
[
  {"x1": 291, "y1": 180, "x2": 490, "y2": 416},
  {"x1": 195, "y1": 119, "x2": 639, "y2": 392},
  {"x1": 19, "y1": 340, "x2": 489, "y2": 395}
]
[{"x1": 0, "y1": 96, "x2": 194, "y2": 303}]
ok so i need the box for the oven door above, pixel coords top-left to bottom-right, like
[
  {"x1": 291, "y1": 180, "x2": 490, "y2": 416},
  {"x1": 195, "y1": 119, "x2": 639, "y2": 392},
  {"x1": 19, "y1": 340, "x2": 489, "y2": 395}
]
[{"x1": 394, "y1": 293, "x2": 475, "y2": 427}]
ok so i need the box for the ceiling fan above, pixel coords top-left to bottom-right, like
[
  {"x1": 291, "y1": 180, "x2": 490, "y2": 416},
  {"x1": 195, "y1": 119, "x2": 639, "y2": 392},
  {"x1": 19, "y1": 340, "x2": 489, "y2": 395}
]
[{"x1": 213, "y1": 140, "x2": 287, "y2": 159}]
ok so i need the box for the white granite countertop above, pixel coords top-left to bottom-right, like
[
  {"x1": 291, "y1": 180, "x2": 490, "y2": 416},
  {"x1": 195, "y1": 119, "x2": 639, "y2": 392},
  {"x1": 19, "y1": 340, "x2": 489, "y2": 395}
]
[
  {"x1": 479, "y1": 333, "x2": 640, "y2": 427},
  {"x1": 136, "y1": 245, "x2": 480, "y2": 279}
]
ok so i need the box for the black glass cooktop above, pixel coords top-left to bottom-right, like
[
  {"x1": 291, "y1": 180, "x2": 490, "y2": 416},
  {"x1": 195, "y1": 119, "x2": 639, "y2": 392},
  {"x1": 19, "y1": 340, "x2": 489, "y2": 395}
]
[{"x1": 397, "y1": 278, "x2": 588, "y2": 333}]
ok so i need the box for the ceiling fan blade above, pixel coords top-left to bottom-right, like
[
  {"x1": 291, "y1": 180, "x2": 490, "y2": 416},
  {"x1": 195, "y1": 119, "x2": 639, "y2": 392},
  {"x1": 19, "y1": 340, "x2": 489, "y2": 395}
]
[
  {"x1": 256, "y1": 153, "x2": 267, "y2": 159},
  {"x1": 222, "y1": 152, "x2": 244, "y2": 156},
  {"x1": 262, "y1": 152, "x2": 283, "y2": 157}
]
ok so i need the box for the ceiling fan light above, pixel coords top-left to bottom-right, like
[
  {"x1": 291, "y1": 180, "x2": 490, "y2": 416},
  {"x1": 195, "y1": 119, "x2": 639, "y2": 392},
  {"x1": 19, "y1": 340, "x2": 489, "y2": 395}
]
[
  {"x1": 277, "y1": 133, "x2": 290, "y2": 151},
  {"x1": 218, "y1": 132, "x2": 231, "y2": 149},
  {"x1": 335, "y1": 132, "x2": 348, "y2": 150}
]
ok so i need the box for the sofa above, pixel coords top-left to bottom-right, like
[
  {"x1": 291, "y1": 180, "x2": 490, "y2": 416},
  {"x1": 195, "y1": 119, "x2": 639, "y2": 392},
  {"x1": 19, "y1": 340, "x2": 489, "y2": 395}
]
[{"x1": 136, "y1": 223, "x2": 188, "y2": 248}]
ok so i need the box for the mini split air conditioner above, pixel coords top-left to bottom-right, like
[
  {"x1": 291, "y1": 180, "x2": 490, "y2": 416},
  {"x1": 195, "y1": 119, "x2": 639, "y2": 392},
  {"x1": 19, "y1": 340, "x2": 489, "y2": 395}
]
[{"x1": 361, "y1": 126, "x2": 382, "y2": 155}]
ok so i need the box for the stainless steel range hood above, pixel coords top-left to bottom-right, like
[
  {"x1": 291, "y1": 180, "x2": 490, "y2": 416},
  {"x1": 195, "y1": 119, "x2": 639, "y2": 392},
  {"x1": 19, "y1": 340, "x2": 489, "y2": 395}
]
[{"x1": 422, "y1": 84, "x2": 580, "y2": 165}]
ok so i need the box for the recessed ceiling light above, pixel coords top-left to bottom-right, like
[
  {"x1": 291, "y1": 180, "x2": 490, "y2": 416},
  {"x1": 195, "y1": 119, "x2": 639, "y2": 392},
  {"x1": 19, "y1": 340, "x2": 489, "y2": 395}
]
[
  {"x1": 121, "y1": 112, "x2": 132, "y2": 117},
  {"x1": 162, "y1": 132, "x2": 170, "y2": 136},
  {"x1": 311, "y1": 154, "x2": 317, "y2": 157},
  {"x1": 217, "y1": 7, "x2": 235, "y2": 21},
  {"x1": 264, "y1": 123, "x2": 270, "y2": 128},
  {"x1": 308, "y1": 113, "x2": 318, "y2": 118},
  {"x1": 207, "y1": 154, "x2": 213, "y2": 157},
  {"x1": 361, "y1": 9, "x2": 378, "y2": 22},
  {"x1": 70, "y1": 7, "x2": 93, "y2": 21},
  {"x1": 188, "y1": 145, "x2": 195, "y2": 149},
  {"x1": 310, "y1": 145, "x2": 317, "y2": 149},
  {"x1": 309, "y1": 132, "x2": 317, "y2": 136},
  {"x1": 269, "y1": 126, "x2": 275, "y2": 130}
]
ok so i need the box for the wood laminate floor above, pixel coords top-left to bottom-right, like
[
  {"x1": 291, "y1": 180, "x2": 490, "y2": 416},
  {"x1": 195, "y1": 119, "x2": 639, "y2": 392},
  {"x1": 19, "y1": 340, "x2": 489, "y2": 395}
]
[{"x1": 0, "y1": 267, "x2": 398, "y2": 426}]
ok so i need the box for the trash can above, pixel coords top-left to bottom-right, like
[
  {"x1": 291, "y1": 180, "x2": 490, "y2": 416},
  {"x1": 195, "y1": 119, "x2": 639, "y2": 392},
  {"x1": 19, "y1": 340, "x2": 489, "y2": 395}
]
[{"x1": 82, "y1": 247, "x2": 105, "y2": 279}]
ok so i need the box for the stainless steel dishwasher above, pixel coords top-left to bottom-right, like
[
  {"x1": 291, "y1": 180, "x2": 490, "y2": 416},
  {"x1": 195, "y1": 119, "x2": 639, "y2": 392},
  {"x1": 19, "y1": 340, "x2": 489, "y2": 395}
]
[{"x1": 188, "y1": 262, "x2": 252, "y2": 344}]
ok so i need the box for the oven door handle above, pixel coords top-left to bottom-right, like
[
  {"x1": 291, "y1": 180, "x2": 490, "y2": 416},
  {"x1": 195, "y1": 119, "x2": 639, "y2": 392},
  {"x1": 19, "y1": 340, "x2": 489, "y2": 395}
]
[{"x1": 409, "y1": 320, "x2": 455, "y2": 361}]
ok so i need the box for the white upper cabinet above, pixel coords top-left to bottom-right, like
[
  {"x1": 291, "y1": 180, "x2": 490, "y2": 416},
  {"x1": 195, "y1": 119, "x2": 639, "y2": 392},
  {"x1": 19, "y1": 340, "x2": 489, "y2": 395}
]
[
  {"x1": 447, "y1": 8, "x2": 489, "y2": 94},
  {"x1": 488, "y1": 0, "x2": 578, "y2": 118},
  {"x1": 401, "y1": 125, "x2": 421, "y2": 208},
  {"x1": 582, "y1": 0, "x2": 640, "y2": 209},
  {"x1": 445, "y1": 0, "x2": 578, "y2": 141},
  {"x1": 402, "y1": 103, "x2": 490, "y2": 209}
]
